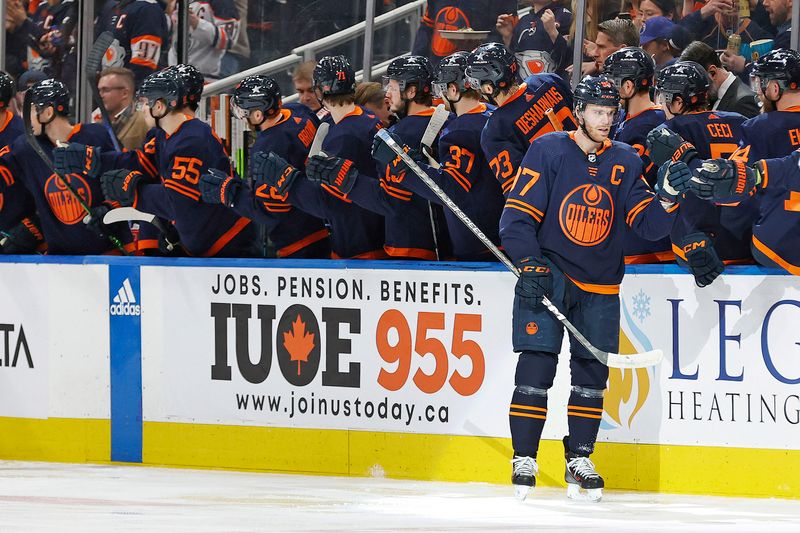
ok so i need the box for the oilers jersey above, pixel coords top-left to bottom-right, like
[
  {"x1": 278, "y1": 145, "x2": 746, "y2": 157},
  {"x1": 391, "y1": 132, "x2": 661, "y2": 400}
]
[
  {"x1": 228, "y1": 108, "x2": 331, "y2": 258},
  {"x1": 750, "y1": 150, "x2": 800, "y2": 274},
  {"x1": 412, "y1": 0, "x2": 518, "y2": 66},
  {"x1": 401, "y1": 103, "x2": 504, "y2": 260},
  {"x1": 500, "y1": 132, "x2": 677, "y2": 292},
  {"x1": 614, "y1": 105, "x2": 672, "y2": 262},
  {"x1": 0, "y1": 123, "x2": 128, "y2": 254},
  {"x1": 283, "y1": 106, "x2": 387, "y2": 259},
  {"x1": 101, "y1": 118, "x2": 255, "y2": 257},
  {"x1": 105, "y1": 0, "x2": 169, "y2": 85},
  {"x1": 481, "y1": 73, "x2": 576, "y2": 194},
  {"x1": 737, "y1": 107, "x2": 800, "y2": 162},
  {"x1": 666, "y1": 110, "x2": 754, "y2": 262},
  {"x1": 346, "y1": 108, "x2": 448, "y2": 260}
]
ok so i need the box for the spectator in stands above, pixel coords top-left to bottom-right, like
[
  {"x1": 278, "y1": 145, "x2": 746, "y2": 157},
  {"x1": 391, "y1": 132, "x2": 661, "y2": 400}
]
[
  {"x1": 355, "y1": 82, "x2": 394, "y2": 127},
  {"x1": 681, "y1": 41, "x2": 760, "y2": 117},
  {"x1": 637, "y1": 0, "x2": 678, "y2": 21},
  {"x1": 721, "y1": 0, "x2": 792, "y2": 75},
  {"x1": 219, "y1": 0, "x2": 250, "y2": 77},
  {"x1": 680, "y1": 0, "x2": 771, "y2": 52},
  {"x1": 639, "y1": 16, "x2": 680, "y2": 69},
  {"x1": 184, "y1": 0, "x2": 241, "y2": 79},
  {"x1": 4, "y1": 0, "x2": 30, "y2": 79},
  {"x1": 495, "y1": 0, "x2": 573, "y2": 77},
  {"x1": 293, "y1": 60, "x2": 322, "y2": 114},
  {"x1": 413, "y1": 0, "x2": 518, "y2": 67},
  {"x1": 97, "y1": 67, "x2": 149, "y2": 149}
]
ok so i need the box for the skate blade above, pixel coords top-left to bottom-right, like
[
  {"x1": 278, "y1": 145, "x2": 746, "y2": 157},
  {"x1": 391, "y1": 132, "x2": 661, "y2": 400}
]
[
  {"x1": 514, "y1": 484, "x2": 532, "y2": 501},
  {"x1": 566, "y1": 483, "x2": 602, "y2": 502}
]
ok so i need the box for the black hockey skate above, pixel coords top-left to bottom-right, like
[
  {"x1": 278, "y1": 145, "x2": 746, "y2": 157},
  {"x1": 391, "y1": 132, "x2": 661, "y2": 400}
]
[
  {"x1": 511, "y1": 455, "x2": 538, "y2": 501},
  {"x1": 563, "y1": 436, "x2": 604, "y2": 502}
]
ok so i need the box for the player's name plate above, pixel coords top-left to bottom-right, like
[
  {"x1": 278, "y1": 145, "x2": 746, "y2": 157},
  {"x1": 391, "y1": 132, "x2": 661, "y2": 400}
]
[{"x1": 438, "y1": 29, "x2": 491, "y2": 41}]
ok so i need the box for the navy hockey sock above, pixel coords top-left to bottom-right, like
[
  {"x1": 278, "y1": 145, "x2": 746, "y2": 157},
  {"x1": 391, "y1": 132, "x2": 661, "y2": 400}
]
[
  {"x1": 566, "y1": 386, "x2": 605, "y2": 456},
  {"x1": 509, "y1": 385, "x2": 548, "y2": 457}
]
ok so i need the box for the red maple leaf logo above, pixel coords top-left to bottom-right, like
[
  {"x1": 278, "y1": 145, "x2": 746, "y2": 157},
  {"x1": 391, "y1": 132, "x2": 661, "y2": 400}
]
[{"x1": 283, "y1": 315, "x2": 315, "y2": 375}]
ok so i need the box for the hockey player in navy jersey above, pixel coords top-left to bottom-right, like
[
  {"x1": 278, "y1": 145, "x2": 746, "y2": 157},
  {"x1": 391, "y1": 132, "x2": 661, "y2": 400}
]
[
  {"x1": 0, "y1": 79, "x2": 128, "y2": 255},
  {"x1": 198, "y1": 74, "x2": 331, "y2": 258},
  {"x1": 500, "y1": 75, "x2": 680, "y2": 502},
  {"x1": 372, "y1": 51, "x2": 504, "y2": 261},
  {"x1": 465, "y1": 42, "x2": 576, "y2": 194},
  {"x1": 647, "y1": 61, "x2": 753, "y2": 286},
  {"x1": 604, "y1": 47, "x2": 672, "y2": 264},
  {"x1": 737, "y1": 49, "x2": 800, "y2": 162},
  {"x1": 53, "y1": 69, "x2": 255, "y2": 257},
  {"x1": 103, "y1": 0, "x2": 170, "y2": 86},
  {"x1": 690, "y1": 151, "x2": 800, "y2": 275},
  {"x1": 306, "y1": 55, "x2": 442, "y2": 260},
  {"x1": 248, "y1": 55, "x2": 386, "y2": 259},
  {"x1": 0, "y1": 71, "x2": 41, "y2": 254}
]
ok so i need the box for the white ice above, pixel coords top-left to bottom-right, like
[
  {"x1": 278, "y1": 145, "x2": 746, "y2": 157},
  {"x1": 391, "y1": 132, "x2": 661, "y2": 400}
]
[{"x1": 1, "y1": 460, "x2": 798, "y2": 532}]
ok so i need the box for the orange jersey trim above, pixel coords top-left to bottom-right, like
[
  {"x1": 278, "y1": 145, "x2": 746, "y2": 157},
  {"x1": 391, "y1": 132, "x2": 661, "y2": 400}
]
[
  {"x1": 499, "y1": 83, "x2": 526, "y2": 108},
  {"x1": 266, "y1": 109, "x2": 292, "y2": 130},
  {"x1": 165, "y1": 180, "x2": 201, "y2": 201},
  {"x1": 752, "y1": 235, "x2": 800, "y2": 275},
  {"x1": 411, "y1": 107, "x2": 436, "y2": 117},
  {"x1": 565, "y1": 273, "x2": 620, "y2": 295},
  {"x1": 444, "y1": 167, "x2": 471, "y2": 192},
  {"x1": 277, "y1": 229, "x2": 330, "y2": 258},
  {"x1": 624, "y1": 251, "x2": 675, "y2": 264},
  {"x1": 626, "y1": 197, "x2": 654, "y2": 226},
  {"x1": 201, "y1": 217, "x2": 251, "y2": 258},
  {"x1": 136, "y1": 239, "x2": 161, "y2": 252},
  {"x1": 0, "y1": 110, "x2": 13, "y2": 134},
  {"x1": 380, "y1": 180, "x2": 413, "y2": 201},
  {"x1": 331, "y1": 249, "x2": 389, "y2": 260},
  {"x1": 465, "y1": 103, "x2": 487, "y2": 115},
  {"x1": 137, "y1": 150, "x2": 158, "y2": 178},
  {"x1": 384, "y1": 245, "x2": 437, "y2": 260}
]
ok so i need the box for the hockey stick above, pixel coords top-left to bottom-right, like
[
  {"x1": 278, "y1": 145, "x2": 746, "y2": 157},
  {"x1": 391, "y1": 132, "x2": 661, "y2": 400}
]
[
  {"x1": 103, "y1": 207, "x2": 179, "y2": 252},
  {"x1": 420, "y1": 103, "x2": 448, "y2": 169},
  {"x1": 419, "y1": 104, "x2": 449, "y2": 260},
  {"x1": 308, "y1": 122, "x2": 329, "y2": 157},
  {"x1": 86, "y1": 31, "x2": 123, "y2": 152},
  {"x1": 376, "y1": 129, "x2": 663, "y2": 369},
  {"x1": 23, "y1": 91, "x2": 128, "y2": 255},
  {"x1": 545, "y1": 108, "x2": 563, "y2": 132}
]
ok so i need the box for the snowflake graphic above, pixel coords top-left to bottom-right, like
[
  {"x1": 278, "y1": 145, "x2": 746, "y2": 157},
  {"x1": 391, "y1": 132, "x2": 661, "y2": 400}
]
[{"x1": 632, "y1": 289, "x2": 651, "y2": 322}]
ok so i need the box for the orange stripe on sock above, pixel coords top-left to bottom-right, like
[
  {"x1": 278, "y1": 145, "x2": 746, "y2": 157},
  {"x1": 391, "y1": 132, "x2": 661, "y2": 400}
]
[
  {"x1": 509, "y1": 404, "x2": 547, "y2": 413},
  {"x1": 510, "y1": 412, "x2": 547, "y2": 420},
  {"x1": 567, "y1": 405, "x2": 604, "y2": 413},
  {"x1": 567, "y1": 412, "x2": 602, "y2": 420}
]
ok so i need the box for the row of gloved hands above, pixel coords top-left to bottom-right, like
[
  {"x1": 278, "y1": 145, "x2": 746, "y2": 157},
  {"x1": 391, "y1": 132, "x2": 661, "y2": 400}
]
[
  {"x1": 647, "y1": 125, "x2": 762, "y2": 205},
  {"x1": 200, "y1": 130, "x2": 424, "y2": 206}
]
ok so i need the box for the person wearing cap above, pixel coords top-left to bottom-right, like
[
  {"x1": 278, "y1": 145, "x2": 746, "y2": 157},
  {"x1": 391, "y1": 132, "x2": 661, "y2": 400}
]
[{"x1": 639, "y1": 16, "x2": 680, "y2": 70}]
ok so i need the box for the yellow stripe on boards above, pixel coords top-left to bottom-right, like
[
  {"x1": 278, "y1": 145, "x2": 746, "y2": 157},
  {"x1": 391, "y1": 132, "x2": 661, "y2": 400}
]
[
  {"x1": 0, "y1": 417, "x2": 110, "y2": 463},
  {"x1": 141, "y1": 421, "x2": 800, "y2": 499}
]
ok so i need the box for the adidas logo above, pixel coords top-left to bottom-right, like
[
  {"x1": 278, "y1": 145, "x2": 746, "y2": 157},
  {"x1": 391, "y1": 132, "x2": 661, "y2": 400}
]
[{"x1": 110, "y1": 278, "x2": 141, "y2": 316}]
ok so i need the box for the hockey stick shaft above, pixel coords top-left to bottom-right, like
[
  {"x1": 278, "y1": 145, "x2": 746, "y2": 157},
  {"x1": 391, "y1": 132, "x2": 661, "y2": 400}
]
[
  {"x1": 375, "y1": 129, "x2": 662, "y2": 369},
  {"x1": 86, "y1": 32, "x2": 122, "y2": 152},
  {"x1": 545, "y1": 108, "x2": 563, "y2": 132},
  {"x1": 23, "y1": 92, "x2": 128, "y2": 255}
]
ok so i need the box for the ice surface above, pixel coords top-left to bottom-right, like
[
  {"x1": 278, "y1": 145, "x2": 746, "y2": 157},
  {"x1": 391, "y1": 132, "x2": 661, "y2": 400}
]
[{"x1": 0, "y1": 461, "x2": 798, "y2": 532}]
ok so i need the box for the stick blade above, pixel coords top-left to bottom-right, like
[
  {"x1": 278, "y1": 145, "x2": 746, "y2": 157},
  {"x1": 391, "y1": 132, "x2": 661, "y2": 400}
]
[
  {"x1": 309, "y1": 122, "x2": 329, "y2": 157},
  {"x1": 605, "y1": 349, "x2": 663, "y2": 369},
  {"x1": 103, "y1": 207, "x2": 157, "y2": 225},
  {"x1": 87, "y1": 31, "x2": 117, "y2": 75},
  {"x1": 420, "y1": 103, "x2": 448, "y2": 149}
]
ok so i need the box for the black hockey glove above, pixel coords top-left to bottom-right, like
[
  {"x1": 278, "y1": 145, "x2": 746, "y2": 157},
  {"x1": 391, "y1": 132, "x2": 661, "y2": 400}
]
[
  {"x1": 655, "y1": 160, "x2": 692, "y2": 204},
  {"x1": 0, "y1": 216, "x2": 44, "y2": 254},
  {"x1": 200, "y1": 168, "x2": 242, "y2": 207},
  {"x1": 691, "y1": 158, "x2": 759, "y2": 202},
  {"x1": 677, "y1": 232, "x2": 724, "y2": 288},
  {"x1": 157, "y1": 222, "x2": 182, "y2": 256},
  {"x1": 251, "y1": 151, "x2": 301, "y2": 195},
  {"x1": 100, "y1": 169, "x2": 144, "y2": 208},
  {"x1": 306, "y1": 154, "x2": 358, "y2": 194},
  {"x1": 371, "y1": 131, "x2": 426, "y2": 170},
  {"x1": 646, "y1": 126, "x2": 698, "y2": 169},
  {"x1": 53, "y1": 143, "x2": 102, "y2": 178},
  {"x1": 515, "y1": 257, "x2": 553, "y2": 310},
  {"x1": 81, "y1": 204, "x2": 114, "y2": 239}
]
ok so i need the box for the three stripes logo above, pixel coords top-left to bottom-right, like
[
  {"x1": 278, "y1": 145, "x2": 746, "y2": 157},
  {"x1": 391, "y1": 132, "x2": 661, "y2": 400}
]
[{"x1": 110, "y1": 278, "x2": 141, "y2": 316}]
